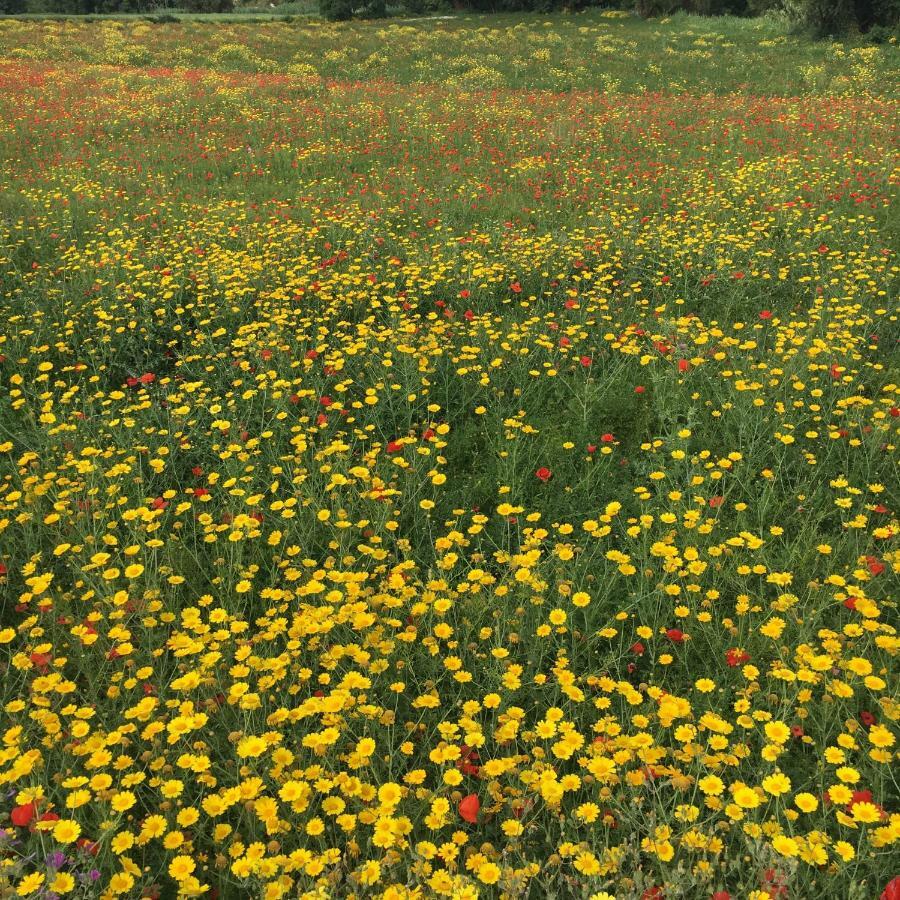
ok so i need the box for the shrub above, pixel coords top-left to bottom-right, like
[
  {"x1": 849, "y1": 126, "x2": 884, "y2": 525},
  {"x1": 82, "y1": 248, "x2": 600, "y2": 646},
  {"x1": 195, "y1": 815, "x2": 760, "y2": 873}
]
[
  {"x1": 870, "y1": 0, "x2": 900, "y2": 27},
  {"x1": 183, "y1": 0, "x2": 234, "y2": 12},
  {"x1": 319, "y1": 0, "x2": 353, "y2": 18},
  {"x1": 635, "y1": 0, "x2": 683, "y2": 16}
]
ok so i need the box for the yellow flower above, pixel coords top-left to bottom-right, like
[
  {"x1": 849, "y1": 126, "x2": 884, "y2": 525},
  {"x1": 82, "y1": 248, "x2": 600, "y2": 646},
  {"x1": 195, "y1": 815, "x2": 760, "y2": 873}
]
[
  {"x1": 111, "y1": 832, "x2": 135, "y2": 854},
  {"x1": 851, "y1": 801, "x2": 881, "y2": 823},
  {"x1": 110, "y1": 791, "x2": 136, "y2": 812},
  {"x1": 760, "y1": 617, "x2": 786, "y2": 639},
  {"x1": 868, "y1": 725, "x2": 895, "y2": 749},
  {"x1": 827, "y1": 784, "x2": 852, "y2": 805},
  {"x1": 732, "y1": 784, "x2": 762, "y2": 809},
  {"x1": 17, "y1": 873, "x2": 45, "y2": 896},
  {"x1": 168, "y1": 855, "x2": 196, "y2": 881},
  {"x1": 762, "y1": 773, "x2": 791, "y2": 796},
  {"x1": 794, "y1": 792, "x2": 818, "y2": 813},
  {"x1": 698, "y1": 775, "x2": 724, "y2": 795},
  {"x1": 834, "y1": 840, "x2": 855, "y2": 862},
  {"x1": 764, "y1": 721, "x2": 790, "y2": 744},
  {"x1": 772, "y1": 835, "x2": 799, "y2": 857},
  {"x1": 359, "y1": 860, "x2": 381, "y2": 885},
  {"x1": 237, "y1": 735, "x2": 268, "y2": 758},
  {"x1": 477, "y1": 862, "x2": 501, "y2": 885},
  {"x1": 836, "y1": 766, "x2": 860, "y2": 784},
  {"x1": 49, "y1": 872, "x2": 75, "y2": 894},
  {"x1": 108, "y1": 872, "x2": 135, "y2": 894},
  {"x1": 52, "y1": 819, "x2": 81, "y2": 844}
]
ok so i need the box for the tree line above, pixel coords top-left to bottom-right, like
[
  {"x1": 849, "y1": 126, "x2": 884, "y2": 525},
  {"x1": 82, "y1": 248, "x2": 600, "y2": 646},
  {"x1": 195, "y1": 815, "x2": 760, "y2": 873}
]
[
  {"x1": 0, "y1": 0, "x2": 896, "y2": 39},
  {"x1": 320, "y1": 0, "x2": 896, "y2": 35},
  {"x1": 322, "y1": 0, "x2": 900, "y2": 36}
]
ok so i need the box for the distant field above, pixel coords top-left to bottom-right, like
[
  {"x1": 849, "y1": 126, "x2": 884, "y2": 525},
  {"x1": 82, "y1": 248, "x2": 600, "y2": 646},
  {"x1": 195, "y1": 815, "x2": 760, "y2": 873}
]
[
  {"x1": 1, "y1": 11, "x2": 898, "y2": 93},
  {"x1": 0, "y1": 12, "x2": 898, "y2": 900}
]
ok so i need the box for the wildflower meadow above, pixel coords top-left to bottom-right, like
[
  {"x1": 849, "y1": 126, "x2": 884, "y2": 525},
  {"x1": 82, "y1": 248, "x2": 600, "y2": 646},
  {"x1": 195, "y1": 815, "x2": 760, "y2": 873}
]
[{"x1": 0, "y1": 11, "x2": 897, "y2": 900}]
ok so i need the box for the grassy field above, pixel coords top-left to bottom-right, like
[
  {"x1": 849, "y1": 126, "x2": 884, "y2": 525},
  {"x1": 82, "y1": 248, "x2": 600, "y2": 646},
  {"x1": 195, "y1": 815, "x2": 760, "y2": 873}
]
[{"x1": 0, "y1": 11, "x2": 898, "y2": 900}]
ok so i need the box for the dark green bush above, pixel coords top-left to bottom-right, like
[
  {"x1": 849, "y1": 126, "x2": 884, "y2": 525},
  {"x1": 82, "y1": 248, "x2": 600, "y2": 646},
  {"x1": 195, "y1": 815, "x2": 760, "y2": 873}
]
[
  {"x1": 635, "y1": 0, "x2": 682, "y2": 17},
  {"x1": 319, "y1": 0, "x2": 352, "y2": 18},
  {"x1": 183, "y1": 0, "x2": 234, "y2": 11},
  {"x1": 869, "y1": 0, "x2": 900, "y2": 27}
]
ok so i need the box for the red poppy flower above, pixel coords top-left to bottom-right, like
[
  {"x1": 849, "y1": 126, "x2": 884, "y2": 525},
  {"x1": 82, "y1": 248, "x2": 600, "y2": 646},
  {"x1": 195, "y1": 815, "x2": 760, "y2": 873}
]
[
  {"x1": 458, "y1": 794, "x2": 480, "y2": 823},
  {"x1": 881, "y1": 876, "x2": 900, "y2": 900},
  {"x1": 587, "y1": 444, "x2": 596, "y2": 454},
  {"x1": 11, "y1": 802, "x2": 36, "y2": 827},
  {"x1": 866, "y1": 556, "x2": 885, "y2": 575},
  {"x1": 600, "y1": 433, "x2": 614, "y2": 443},
  {"x1": 665, "y1": 628, "x2": 685, "y2": 643},
  {"x1": 510, "y1": 281, "x2": 522, "y2": 294},
  {"x1": 535, "y1": 467, "x2": 552, "y2": 483},
  {"x1": 635, "y1": 385, "x2": 646, "y2": 394},
  {"x1": 29, "y1": 652, "x2": 52, "y2": 670},
  {"x1": 860, "y1": 711, "x2": 876, "y2": 727},
  {"x1": 712, "y1": 893, "x2": 731, "y2": 900},
  {"x1": 678, "y1": 359, "x2": 690, "y2": 373},
  {"x1": 630, "y1": 642, "x2": 645, "y2": 655},
  {"x1": 759, "y1": 310, "x2": 772, "y2": 320},
  {"x1": 580, "y1": 356, "x2": 592, "y2": 367},
  {"x1": 725, "y1": 648, "x2": 749, "y2": 667}
]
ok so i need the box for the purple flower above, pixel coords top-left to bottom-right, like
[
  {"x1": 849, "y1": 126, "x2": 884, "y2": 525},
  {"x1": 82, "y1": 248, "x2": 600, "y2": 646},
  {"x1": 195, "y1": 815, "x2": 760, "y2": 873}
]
[{"x1": 46, "y1": 851, "x2": 67, "y2": 869}]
